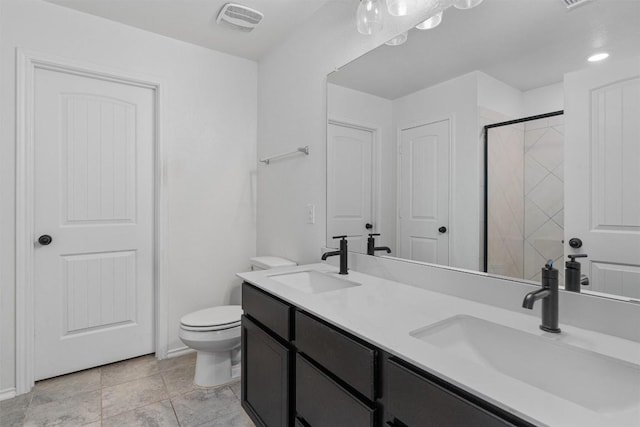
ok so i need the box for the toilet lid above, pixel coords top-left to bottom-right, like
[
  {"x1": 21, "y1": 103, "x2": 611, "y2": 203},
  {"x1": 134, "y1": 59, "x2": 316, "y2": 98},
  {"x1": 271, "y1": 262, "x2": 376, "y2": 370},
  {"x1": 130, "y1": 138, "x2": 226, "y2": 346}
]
[{"x1": 180, "y1": 305, "x2": 242, "y2": 328}]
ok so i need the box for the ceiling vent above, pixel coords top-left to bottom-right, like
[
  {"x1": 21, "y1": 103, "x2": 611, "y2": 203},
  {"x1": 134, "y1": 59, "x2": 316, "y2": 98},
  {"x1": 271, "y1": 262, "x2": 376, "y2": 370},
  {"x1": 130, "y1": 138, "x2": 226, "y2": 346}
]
[
  {"x1": 216, "y1": 3, "x2": 263, "y2": 32},
  {"x1": 562, "y1": 0, "x2": 593, "y2": 10}
]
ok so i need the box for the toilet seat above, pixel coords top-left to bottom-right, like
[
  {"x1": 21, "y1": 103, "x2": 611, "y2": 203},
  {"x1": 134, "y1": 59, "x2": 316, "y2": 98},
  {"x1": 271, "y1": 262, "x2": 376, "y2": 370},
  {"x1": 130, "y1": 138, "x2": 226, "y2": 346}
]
[
  {"x1": 180, "y1": 305, "x2": 242, "y2": 331},
  {"x1": 179, "y1": 322, "x2": 240, "y2": 332}
]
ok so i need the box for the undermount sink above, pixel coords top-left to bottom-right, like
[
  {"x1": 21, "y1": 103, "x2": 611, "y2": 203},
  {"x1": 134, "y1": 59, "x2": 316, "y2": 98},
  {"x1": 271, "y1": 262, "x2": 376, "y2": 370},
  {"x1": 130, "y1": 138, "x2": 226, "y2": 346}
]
[
  {"x1": 268, "y1": 270, "x2": 361, "y2": 294},
  {"x1": 410, "y1": 315, "x2": 640, "y2": 414}
]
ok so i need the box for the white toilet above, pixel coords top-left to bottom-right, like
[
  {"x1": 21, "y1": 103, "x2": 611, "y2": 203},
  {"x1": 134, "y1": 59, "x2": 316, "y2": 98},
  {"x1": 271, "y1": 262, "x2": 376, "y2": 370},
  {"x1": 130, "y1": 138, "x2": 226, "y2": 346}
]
[{"x1": 178, "y1": 256, "x2": 296, "y2": 387}]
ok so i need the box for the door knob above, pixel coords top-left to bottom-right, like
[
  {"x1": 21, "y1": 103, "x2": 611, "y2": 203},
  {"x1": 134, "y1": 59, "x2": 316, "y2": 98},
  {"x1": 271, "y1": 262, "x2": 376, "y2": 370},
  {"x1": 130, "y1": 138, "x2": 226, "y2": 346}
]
[
  {"x1": 365, "y1": 223, "x2": 373, "y2": 230},
  {"x1": 568, "y1": 238, "x2": 583, "y2": 248},
  {"x1": 38, "y1": 235, "x2": 53, "y2": 246},
  {"x1": 438, "y1": 226, "x2": 447, "y2": 233},
  {"x1": 581, "y1": 274, "x2": 590, "y2": 287}
]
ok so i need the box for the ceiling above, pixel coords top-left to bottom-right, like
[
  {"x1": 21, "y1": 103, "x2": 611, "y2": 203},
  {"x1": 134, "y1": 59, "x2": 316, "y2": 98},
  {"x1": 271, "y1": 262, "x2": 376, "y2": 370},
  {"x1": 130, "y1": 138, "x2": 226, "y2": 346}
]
[
  {"x1": 329, "y1": 0, "x2": 640, "y2": 99},
  {"x1": 45, "y1": 0, "x2": 332, "y2": 60}
]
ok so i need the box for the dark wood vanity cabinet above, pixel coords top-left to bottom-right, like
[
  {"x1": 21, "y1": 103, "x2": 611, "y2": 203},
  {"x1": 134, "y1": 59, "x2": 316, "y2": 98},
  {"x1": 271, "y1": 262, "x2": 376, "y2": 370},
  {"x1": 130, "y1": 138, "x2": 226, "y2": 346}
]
[
  {"x1": 241, "y1": 282, "x2": 531, "y2": 427},
  {"x1": 241, "y1": 284, "x2": 294, "y2": 427}
]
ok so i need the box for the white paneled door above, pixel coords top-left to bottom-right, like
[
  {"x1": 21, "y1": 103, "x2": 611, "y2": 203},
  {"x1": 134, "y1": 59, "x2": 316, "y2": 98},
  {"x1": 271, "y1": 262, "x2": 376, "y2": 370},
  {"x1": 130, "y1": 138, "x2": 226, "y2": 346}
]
[
  {"x1": 398, "y1": 120, "x2": 450, "y2": 264},
  {"x1": 327, "y1": 122, "x2": 373, "y2": 253},
  {"x1": 33, "y1": 67, "x2": 155, "y2": 380},
  {"x1": 565, "y1": 56, "x2": 640, "y2": 299}
]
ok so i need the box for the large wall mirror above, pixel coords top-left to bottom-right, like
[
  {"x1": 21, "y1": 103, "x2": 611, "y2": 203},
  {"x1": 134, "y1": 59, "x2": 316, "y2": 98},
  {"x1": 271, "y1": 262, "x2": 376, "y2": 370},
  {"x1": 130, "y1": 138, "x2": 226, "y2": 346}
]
[{"x1": 326, "y1": 0, "x2": 640, "y2": 300}]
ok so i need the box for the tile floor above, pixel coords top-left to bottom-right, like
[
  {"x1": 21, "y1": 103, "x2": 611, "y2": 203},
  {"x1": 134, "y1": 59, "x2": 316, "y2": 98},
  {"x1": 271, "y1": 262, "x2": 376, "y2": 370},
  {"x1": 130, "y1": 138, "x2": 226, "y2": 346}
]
[{"x1": 0, "y1": 354, "x2": 254, "y2": 427}]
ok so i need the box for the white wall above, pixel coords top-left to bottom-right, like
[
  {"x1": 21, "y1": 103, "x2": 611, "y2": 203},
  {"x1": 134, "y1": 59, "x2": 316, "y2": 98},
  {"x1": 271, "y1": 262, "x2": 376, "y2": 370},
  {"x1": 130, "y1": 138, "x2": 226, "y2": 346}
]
[
  {"x1": 0, "y1": 0, "x2": 257, "y2": 393},
  {"x1": 523, "y1": 82, "x2": 564, "y2": 116},
  {"x1": 257, "y1": 0, "x2": 431, "y2": 263},
  {"x1": 477, "y1": 72, "x2": 525, "y2": 119},
  {"x1": 327, "y1": 84, "x2": 395, "y2": 251},
  {"x1": 478, "y1": 73, "x2": 564, "y2": 119},
  {"x1": 392, "y1": 72, "x2": 480, "y2": 270}
]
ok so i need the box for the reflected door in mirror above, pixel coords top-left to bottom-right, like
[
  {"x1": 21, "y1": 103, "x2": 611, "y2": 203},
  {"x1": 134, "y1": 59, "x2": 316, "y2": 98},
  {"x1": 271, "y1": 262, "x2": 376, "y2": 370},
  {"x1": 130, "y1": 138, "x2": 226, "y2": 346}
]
[
  {"x1": 327, "y1": 122, "x2": 373, "y2": 253},
  {"x1": 565, "y1": 56, "x2": 640, "y2": 299},
  {"x1": 398, "y1": 119, "x2": 450, "y2": 264}
]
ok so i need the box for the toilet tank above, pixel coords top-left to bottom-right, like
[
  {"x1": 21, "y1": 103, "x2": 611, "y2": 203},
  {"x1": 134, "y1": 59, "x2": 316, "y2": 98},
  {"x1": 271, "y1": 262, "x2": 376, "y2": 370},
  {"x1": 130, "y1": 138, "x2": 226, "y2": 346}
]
[{"x1": 249, "y1": 256, "x2": 297, "y2": 271}]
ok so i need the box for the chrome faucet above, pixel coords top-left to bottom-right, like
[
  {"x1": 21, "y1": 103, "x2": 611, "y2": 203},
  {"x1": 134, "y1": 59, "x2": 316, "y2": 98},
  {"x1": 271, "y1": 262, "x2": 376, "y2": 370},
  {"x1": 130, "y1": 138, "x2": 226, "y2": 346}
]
[
  {"x1": 522, "y1": 260, "x2": 561, "y2": 333},
  {"x1": 321, "y1": 235, "x2": 348, "y2": 275}
]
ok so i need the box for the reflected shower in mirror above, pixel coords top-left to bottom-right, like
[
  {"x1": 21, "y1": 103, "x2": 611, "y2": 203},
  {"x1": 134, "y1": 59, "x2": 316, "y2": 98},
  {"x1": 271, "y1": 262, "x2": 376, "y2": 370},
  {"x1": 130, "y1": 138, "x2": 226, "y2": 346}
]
[
  {"x1": 485, "y1": 112, "x2": 565, "y2": 285},
  {"x1": 326, "y1": 0, "x2": 640, "y2": 301}
]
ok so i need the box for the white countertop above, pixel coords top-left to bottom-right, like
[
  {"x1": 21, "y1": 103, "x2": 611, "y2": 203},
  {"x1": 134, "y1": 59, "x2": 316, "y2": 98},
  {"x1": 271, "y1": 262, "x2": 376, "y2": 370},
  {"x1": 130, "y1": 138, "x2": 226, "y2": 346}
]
[{"x1": 238, "y1": 263, "x2": 640, "y2": 427}]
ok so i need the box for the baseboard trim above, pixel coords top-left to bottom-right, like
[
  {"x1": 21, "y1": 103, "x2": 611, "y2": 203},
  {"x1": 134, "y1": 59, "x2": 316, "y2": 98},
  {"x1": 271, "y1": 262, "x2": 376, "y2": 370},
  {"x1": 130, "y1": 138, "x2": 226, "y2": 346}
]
[
  {"x1": 0, "y1": 387, "x2": 17, "y2": 401},
  {"x1": 166, "y1": 346, "x2": 195, "y2": 359}
]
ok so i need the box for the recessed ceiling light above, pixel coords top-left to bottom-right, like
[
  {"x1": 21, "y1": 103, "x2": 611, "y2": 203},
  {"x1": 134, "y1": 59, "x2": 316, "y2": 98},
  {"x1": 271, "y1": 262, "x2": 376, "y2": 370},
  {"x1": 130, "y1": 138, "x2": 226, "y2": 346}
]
[{"x1": 588, "y1": 52, "x2": 609, "y2": 62}]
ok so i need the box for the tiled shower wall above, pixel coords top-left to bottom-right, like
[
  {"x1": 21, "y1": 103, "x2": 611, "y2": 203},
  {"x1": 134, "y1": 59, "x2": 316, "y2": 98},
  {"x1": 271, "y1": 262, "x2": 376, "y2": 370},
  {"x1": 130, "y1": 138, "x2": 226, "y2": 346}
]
[
  {"x1": 523, "y1": 115, "x2": 565, "y2": 283},
  {"x1": 486, "y1": 121, "x2": 525, "y2": 278},
  {"x1": 486, "y1": 114, "x2": 565, "y2": 284}
]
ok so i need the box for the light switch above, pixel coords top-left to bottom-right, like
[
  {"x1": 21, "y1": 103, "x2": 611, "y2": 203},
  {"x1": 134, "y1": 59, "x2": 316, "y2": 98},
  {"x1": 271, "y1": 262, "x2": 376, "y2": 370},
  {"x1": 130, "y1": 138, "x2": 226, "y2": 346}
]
[{"x1": 306, "y1": 204, "x2": 315, "y2": 224}]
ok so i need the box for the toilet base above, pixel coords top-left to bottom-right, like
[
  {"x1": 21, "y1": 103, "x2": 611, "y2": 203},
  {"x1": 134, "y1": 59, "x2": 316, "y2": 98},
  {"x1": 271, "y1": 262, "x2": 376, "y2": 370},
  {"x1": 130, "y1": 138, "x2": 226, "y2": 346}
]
[
  {"x1": 231, "y1": 362, "x2": 241, "y2": 379},
  {"x1": 194, "y1": 351, "x2": 232, "y2": 387}
]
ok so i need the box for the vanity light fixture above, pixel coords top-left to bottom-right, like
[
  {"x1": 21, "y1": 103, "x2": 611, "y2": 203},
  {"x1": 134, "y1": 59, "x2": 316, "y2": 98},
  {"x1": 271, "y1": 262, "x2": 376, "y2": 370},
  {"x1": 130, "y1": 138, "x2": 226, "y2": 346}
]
[
  {"x1": 385, "y1": 31, "x2": 408, "y2": 46},
  {"x1": 387, "y1": 0, "x2": 420, "y2": 16},
  {"x1": 358, "y1": 0, "x2": 484, "y2": 36},
  {"x1": 452, "y1": 0, "x2": 484, "y2": 9},
  {"x1": 357, "y1": 0, "x2": 383, "y2": 35},
  {"x1": 587, "y1": 52, "x2": 609, "y2": 62},
  {"x1": 416, "y1": 10, "x2": 443, "y2": 30}
]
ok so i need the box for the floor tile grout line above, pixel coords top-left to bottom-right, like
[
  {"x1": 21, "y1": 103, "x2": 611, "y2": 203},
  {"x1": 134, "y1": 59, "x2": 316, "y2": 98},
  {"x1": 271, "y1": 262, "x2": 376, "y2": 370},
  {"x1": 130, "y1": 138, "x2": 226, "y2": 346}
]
[
  {"x1": 168, "y1": 398, "x2": 182, "y2": 427},
  {"x1": 160, "y1": 369, "x2": 184, "y2": 426},
  {"x1": 100, "y1": 373, "x2": 104, "y2": 426},
  {"x1": 99, "y1": 366, "x2": 103, "y2": 427},
  {"x1": 101, "y1": 397, "x2": 176, "y2": 425},
  {"x1": 101, "y1": 380, "x2": 168, "y2": 421},
  {"x1": 101, "y1": 371, "x2": 160, "y2": 390},
  {"x1": 27, "y1": 390, "x2": 34, "y2": 410}
]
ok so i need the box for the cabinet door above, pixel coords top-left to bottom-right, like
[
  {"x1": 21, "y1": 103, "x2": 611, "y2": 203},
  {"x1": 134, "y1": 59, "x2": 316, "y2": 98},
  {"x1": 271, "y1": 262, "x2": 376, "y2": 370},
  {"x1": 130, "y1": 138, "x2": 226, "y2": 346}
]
[
  {"x1": 242, "y1": 315, "x2": 291, "y2": 427},
  {"x1": 385, "y1": 358, "x2": 519, "y2": 427},
  {"x1": 296, "y1": 354, "x2": 376, "y2": 427}
]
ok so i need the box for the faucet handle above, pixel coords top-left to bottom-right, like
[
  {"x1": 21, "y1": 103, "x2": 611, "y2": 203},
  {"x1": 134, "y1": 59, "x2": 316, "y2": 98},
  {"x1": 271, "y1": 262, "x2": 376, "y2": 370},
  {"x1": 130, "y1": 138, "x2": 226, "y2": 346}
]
[
  {"x1": 368, "y1": 233, "x2": 380, "y2": 238},
  {"x1": 332, "y1": 235, "x2": 348, "y2": 240},
  {"x1": 568, "y1": 254, "x2": 588, "y2": 261}
]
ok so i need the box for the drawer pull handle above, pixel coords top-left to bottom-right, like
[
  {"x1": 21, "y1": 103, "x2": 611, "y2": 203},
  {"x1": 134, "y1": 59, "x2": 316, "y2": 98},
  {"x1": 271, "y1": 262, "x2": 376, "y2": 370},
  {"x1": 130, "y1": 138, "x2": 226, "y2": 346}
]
[{"x1": 386, "y1": 419, "x2": 408, "y2": 427}]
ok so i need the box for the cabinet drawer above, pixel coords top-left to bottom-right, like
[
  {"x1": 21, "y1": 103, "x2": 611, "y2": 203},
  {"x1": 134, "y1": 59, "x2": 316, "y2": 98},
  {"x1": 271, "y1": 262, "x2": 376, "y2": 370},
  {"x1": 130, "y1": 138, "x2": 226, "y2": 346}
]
[
  {"x1": 295, "y1": 310, "x2": 376, "y2": 400},
  {"x1": 242, "y1": 282, "x2": 292, "y2": 340},
  {"x1": 385, "y1": 358, "x2": 515, "y2": 427},
  {"x1": 296, "y1": 354, "x2": 376, "y2": 427}
]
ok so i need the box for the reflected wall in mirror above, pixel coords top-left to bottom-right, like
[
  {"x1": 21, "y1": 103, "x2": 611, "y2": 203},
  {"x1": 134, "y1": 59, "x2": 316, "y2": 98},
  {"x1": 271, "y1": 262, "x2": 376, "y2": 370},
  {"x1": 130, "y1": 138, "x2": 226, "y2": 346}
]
[{"x1": 326, "y1": 0, "x2": 640, "y2": 300}]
